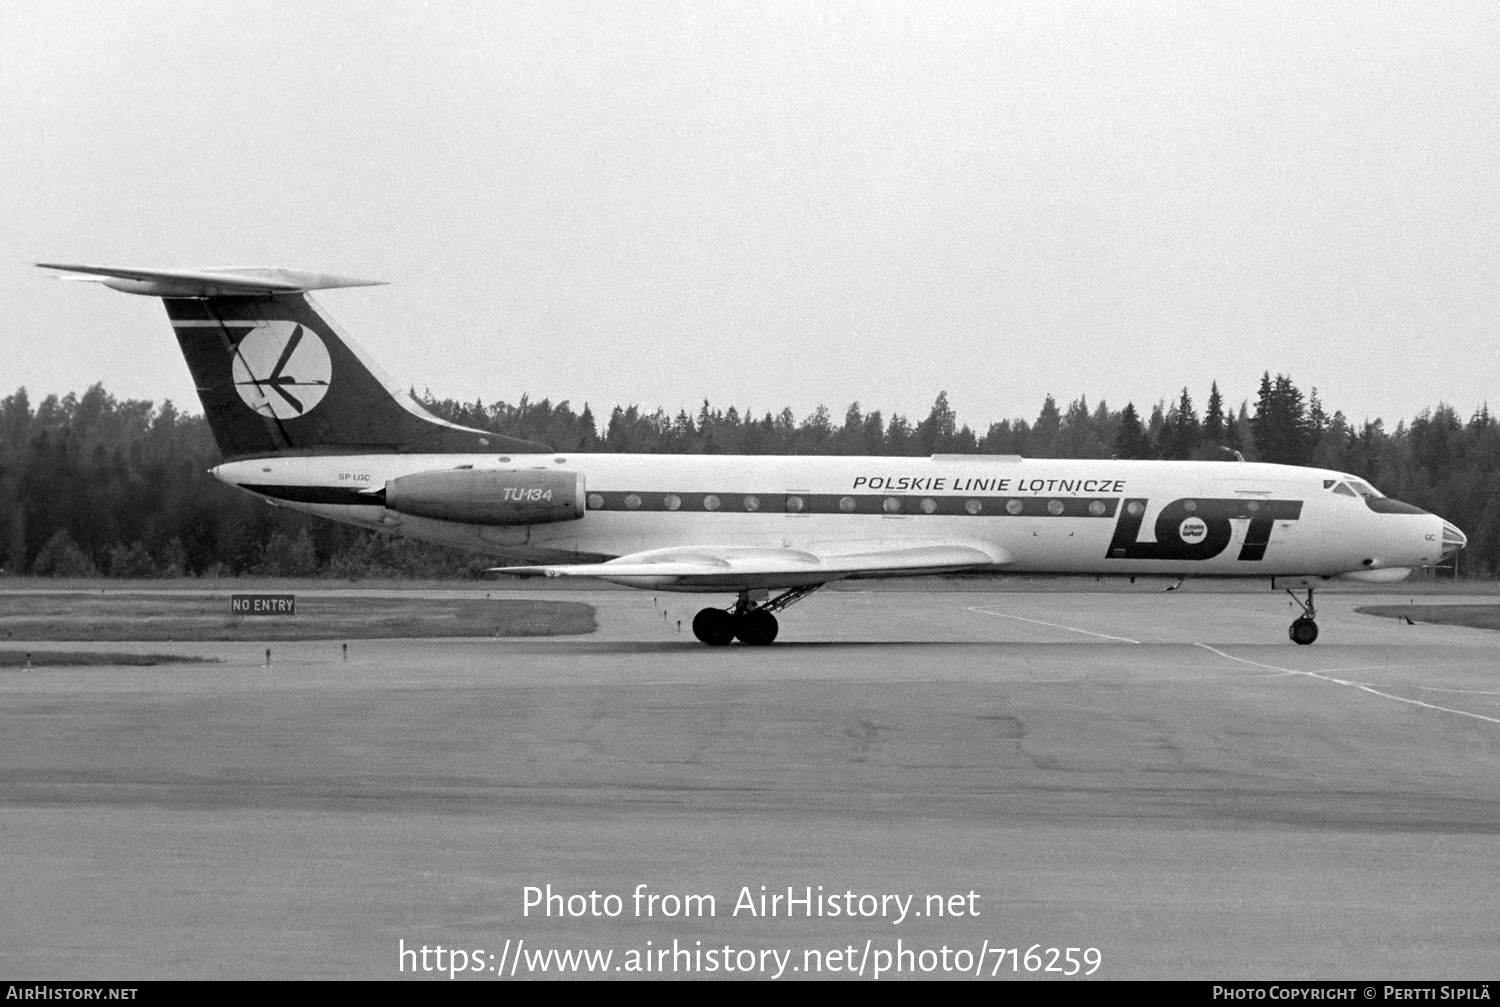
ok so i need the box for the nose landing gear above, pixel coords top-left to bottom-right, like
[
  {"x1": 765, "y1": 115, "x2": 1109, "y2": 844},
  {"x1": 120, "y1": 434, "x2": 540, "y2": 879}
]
[
  {"x1": 1287, "y1": 587, "x2": 1319, "y2": 645},
  {"x1": 691, "y1": 585, "x2": 822, "y2": 646},
  {"x1": 1289, "y1": 617, "x2": 1319, "y2": 645}
]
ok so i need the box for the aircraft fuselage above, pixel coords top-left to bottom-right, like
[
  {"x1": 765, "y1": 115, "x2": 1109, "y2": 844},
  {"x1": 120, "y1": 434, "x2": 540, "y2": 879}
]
[{"x1": 215, "y1": 452, "x2": 1447, "y2": 589}]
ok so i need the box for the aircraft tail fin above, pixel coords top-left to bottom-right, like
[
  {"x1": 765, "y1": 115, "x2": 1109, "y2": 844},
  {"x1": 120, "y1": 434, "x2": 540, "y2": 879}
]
[{"x1": 38, "y1": 263, "x2": 548, "y2": 460}]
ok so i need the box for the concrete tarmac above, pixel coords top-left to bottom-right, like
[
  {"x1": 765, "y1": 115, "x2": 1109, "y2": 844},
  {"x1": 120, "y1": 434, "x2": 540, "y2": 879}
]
[{"x1": 2, "y1": 587, "x2": 1498, "y2": 980}]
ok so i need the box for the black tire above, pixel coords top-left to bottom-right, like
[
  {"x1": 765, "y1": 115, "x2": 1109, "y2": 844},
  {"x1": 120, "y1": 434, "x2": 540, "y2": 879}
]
[
  {"x1": 692, "y1": 608, "x2": 736, "y2": 646},
  {"x1": 1289, "y1": 617, "x2": 1319, "y2": 645},
  {"x1": 734, "y1": 609, "x2": 779, "y2": 646}
]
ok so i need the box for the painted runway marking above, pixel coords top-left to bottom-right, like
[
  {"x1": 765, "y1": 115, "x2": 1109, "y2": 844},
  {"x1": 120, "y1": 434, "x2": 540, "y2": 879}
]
[
  {"x1": 1196, "y1": 644, "x2": 1500, "y2": 727},
  {"x1": 966, "y1": 606, "x2": 1140, "y2": 644},
  {"x1": 1026, "y1": 670, "x2": 1284, "y2": 685}
]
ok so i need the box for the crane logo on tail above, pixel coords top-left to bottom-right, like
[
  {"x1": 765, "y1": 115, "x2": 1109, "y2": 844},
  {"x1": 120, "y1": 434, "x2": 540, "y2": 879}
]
[{"x1": 230, "y1": 321, "x2": 332, "y2": 419}]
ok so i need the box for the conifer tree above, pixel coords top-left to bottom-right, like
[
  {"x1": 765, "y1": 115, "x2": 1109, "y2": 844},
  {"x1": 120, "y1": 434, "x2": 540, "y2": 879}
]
[
  {"x1": 1113, "y1": 402, "x2": 1152, "y2": 459},
  {"x1": 1202, "y1": 381, "x2": 1225, "y2": 446}
]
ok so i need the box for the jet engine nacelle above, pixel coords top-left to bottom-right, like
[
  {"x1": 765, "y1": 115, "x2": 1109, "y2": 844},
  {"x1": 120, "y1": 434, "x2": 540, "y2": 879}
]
[{"x1": 383, "y1": 468, "x2": 585, "y2": 526}]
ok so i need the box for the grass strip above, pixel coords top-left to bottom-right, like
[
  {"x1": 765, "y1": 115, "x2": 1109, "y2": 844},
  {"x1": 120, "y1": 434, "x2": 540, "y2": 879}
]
[
  {"x1": 0, "y1": 650, "x2": 214, "y2": 667},
  {"x1": 0, "y1": 596, "x2": 597, "y2": 642},
  {"x1": 1356, "y1": 605, "x2": 1500, "y2": 632}
]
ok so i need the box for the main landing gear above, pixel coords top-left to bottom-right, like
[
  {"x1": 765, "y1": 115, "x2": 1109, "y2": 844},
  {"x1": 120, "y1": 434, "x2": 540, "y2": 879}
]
[
  {"x1": 1287, "y1": 586, "x2": 1319, "y2": 645},
  {"x1": 691, "y1": 586, "x2": 822, "y2": 646}
]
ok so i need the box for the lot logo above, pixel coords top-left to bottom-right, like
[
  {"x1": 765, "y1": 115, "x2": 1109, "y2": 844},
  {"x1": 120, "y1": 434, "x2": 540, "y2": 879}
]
[
  {"x1": 231, "y1": 321, "x2": 331, "y2": 419},
  {"x1": 1108, "y1": 497, "x2": 1304, "y2": 562},
  {"x1": 1178, "y1": 516, "x2": 1208, "y2": 544}
]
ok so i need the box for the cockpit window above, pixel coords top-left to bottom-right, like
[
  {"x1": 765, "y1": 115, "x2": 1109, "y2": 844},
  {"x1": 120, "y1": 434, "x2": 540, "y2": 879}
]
[
  {"x1": 1347, "y1": 479, "x2": 1385, "y2": 499},
  {"x1": 1332, "y1": 482, "x2": 1357, "y2": 497}
]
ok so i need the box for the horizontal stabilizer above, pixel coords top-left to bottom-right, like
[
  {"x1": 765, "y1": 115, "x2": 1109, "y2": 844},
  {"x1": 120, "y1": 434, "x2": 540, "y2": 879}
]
[{"x1": 36, "y1": 263, "x2": 385, "y2": 298}]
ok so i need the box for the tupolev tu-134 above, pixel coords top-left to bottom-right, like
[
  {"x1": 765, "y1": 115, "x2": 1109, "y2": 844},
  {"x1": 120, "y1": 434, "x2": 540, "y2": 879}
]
[{"x1": 40, "y1": 263, "x2": 1467, "y2": 646}]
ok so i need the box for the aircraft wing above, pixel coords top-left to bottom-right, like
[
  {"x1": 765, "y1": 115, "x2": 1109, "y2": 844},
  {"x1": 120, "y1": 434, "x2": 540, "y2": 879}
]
[{"x1": 492, "y1": 542, "x2": 1009, "y2": 589}]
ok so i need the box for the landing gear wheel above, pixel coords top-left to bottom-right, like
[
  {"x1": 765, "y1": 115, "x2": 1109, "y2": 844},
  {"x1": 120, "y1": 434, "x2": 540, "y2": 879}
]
[
  {"x1": 1284, "y1": 585, "x2": 1320, "y2": 645},
  {"x1": 734, "y1": 609, "x2": 779, "y2": 646},
  {"x1": 1289, "y1": 617, "x2": 1319, "y2": 646},
  {"x1": 692, "y1": 608, "x2": 736, "y2": 646}
]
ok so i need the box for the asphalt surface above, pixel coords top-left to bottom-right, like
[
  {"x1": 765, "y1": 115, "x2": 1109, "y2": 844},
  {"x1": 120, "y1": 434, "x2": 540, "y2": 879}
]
[{"x1": 2, "y1": 587, "x2": 1498, "y2": 980}]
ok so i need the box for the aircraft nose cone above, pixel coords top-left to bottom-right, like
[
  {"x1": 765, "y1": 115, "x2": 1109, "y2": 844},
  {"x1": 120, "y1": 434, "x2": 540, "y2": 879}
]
[{"x1": 1441, "y1": 520, "x2": 1467, "y2": 559}]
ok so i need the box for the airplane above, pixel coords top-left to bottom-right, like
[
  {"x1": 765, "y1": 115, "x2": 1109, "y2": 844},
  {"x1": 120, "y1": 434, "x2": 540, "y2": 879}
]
[{"x1": 38, "y1": 262, "x2": 1468, "y2": 646}]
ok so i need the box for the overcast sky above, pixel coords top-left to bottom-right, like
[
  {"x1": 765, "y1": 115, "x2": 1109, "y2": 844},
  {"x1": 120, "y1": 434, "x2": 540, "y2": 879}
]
[{"x1": 4, "y1": 1, "x2": 1497, "y2": 433}]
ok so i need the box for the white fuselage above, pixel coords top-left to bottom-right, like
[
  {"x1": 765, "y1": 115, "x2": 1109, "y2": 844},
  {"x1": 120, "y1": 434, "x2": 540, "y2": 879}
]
[{"x1": 214, "y1": 453, "x2": 1448, "y2": 588}]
